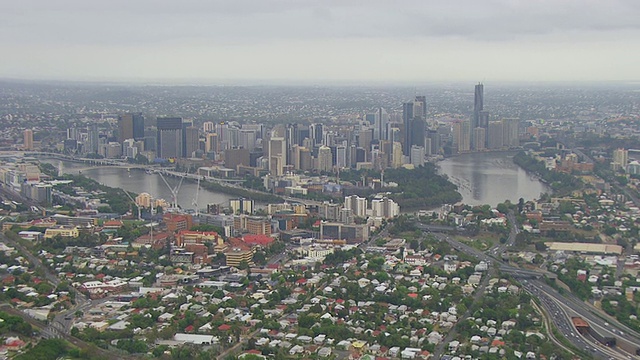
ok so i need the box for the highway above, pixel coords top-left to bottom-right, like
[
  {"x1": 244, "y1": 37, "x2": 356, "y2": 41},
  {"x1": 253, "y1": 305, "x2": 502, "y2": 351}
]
[
  {"x1": 525, "y1": 280, "x2": 626, "y2": 359},
  {"x1": 419, "y1": 222, "x2": 640, "y2": 359}
]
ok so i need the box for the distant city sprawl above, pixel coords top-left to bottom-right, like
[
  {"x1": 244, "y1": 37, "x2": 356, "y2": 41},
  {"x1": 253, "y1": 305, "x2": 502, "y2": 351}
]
[{"x1": 0, "y1": 81, "x2": 640, "y2": 360}]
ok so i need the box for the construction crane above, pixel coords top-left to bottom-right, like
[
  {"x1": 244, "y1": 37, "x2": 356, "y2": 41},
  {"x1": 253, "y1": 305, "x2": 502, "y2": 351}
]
[
  {"x1": 192, "y1": 175, "x2": 201, "y2": 216},
  {"x1": 158, "y1": 170, "x2": 187, "y2": 210},
  {"x1": 145, "y1": 221, "x2": 159, "y2": 247},
  {"x1": 122, "y1": 190, "x2": 141, "y2": 221}
]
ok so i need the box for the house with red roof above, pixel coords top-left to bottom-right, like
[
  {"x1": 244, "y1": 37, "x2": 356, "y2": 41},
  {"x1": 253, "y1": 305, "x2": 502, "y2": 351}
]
[
  {"x1": 242, "y1": 234, "x2": 274, "y2": 247},
  {"x1": 134, "y1": 231, "x2": 171, "y2": 250},
  {"x1": 103, "y1": 220, "x2": 124, "y2": 229},
  {"x1": 4, "y1": 337, "x2": 25, "y2": 350}
]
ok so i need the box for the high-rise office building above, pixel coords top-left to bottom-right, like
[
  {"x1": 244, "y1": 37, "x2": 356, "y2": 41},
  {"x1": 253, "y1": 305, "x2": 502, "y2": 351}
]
[
  {"x1": 472, "y1": 83, "x2": 486, "y2": 150},
  {"x1": 118, "y1": 113, "x2": 144, "y2": 142},
  {"x1": 487, "y1": 121, "x2": 504, "y2": 149},
  {"x1": 402, "y1": 102, "x2": 414, "y2": 156},
  {"x1": 156, "y1": 117, "x2": 183, "y2": 159},
  {"x1": 23, "y1": 129, "x2": 33, "y2": 151},
  {"x1": 143, "y1": 128, "x2": 157, "y2": 152},
  {"x1": 67, "y1": 128, "x2": 78, "y2": 141},
  {"x1": 461, "y1": 121, "x2": 471, "y2": 152},
  {"x1": 299, "y1": 147, "x2": 313, "y2": 171},
  {"x1": 402, "y1": 96, "x2": 427, "y2": 156},
  {"x1": 205, "y1": 133, "x2": 218, "y2": 154},
  {"x1": 184, "y1": 126, "x2": 200, "y2": 158},
  {"x1": 336, "y1": 145, "x2": 348, "y2": 169},
  {"x1": 225, "y1": 148, "x2": 250, "y2": 171},
  {"x1": 317, "y1": 145, "x2": 333, "y2": 172},
  {"x1": 229, "y1": 198, "x2": 254, "y2": 215},
  {"x1": 410, "y1": 118, "x2": 426, "y2": 152},
  {"x1": 502, "y1": 118, "x2": 520, "y2": 148},
  {"x1": 238, "y1": 130, "x2": 257, "y2": 151},
  {"x1": 427, "y1": 130, "x2": 441, "y2": 155},
  {"x1": 612, "y1": 148, "x2": 629, "y2": 171},
  {"x1": 181, "y1": 120, "x2": 194, "y2": 157},
  {"x1": 473, "y1": 83, "x2": 484, "y2": 124},
  {"x1": 414, "y1": 96, "x2": 427, "y2": 120},
  {"x1": 287, "y1": 123, "x2": 309, "y2": 147},
  {"x1": 410, "y1": 145, "x2": 425, "y2": 166},
  {"x1": 202, "y1": 121, "x2": 215, "y2": 133},
  {"x1": 473, "y1": 127, "x2": 486, "y2": 151},
  {"x1": 268, "y1": 136, "x2": 286, "y2": 176},
  {"x1": 215, "y1": 123, "x2": 231, "y2": 151},
  {"x1": 310, "y1": 123, "x2": 323, "y2": 146},
  {"x1": 86, "y1": 124, "x2": 99, "y2": 154},
  {"x1": 344, "y1": 195, "x2": 367, "y2": 218},
  {"x1": 451, "y1": 120, "x2": 471, "y2": 153},
  {"x1": 373, "y1": 108, "x2": 389, "y2": 141},
  {"x1": 391, "y1": 142, "x2": 403, "y2": 168}
]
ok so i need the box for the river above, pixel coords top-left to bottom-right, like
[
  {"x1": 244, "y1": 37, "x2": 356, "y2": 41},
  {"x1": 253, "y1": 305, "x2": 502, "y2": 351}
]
[
  {"x1": 42, "y1": 160, "x2": 235, "y2": 210},
  {"x1": 438, "y1": 151, "x2": 550, "y2": 207},
  {"x1": 44, "y1": 152, "x2": 547, "y2": 211}
]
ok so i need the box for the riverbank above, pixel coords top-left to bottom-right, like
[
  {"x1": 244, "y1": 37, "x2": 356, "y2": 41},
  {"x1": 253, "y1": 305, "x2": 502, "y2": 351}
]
[
  {"x1": 512, "y1": 151, "x2": 580, "y2": 196},
  {"x1": 437, "y1": 151, "x2": 550, "y2": 206}
]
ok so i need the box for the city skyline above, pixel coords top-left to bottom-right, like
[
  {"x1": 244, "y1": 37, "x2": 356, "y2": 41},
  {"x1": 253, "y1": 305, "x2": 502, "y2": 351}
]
[{"x1": 1, "y1": 1, "x2": 640, "y2": 83}]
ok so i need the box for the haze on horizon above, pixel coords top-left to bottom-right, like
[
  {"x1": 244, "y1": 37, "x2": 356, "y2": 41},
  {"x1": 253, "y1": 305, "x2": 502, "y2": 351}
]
[{"x1": 1, "y1": 0, "x2": 639, "y2": 85}]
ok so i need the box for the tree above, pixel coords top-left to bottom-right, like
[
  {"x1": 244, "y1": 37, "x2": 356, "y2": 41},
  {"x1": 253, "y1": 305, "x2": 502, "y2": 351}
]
[
  {"x1": 497, "y1": 202, "x2": 509, "y2": 214},
  {"x1": 253, "y1": 251, "x2": 266, "y2": 266},
  {"x1": 14, "y1": 339, "x2": 68, "y2": 360}
]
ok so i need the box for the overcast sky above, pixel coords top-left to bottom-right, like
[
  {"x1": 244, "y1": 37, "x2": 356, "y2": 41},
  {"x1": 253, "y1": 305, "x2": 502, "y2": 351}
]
[{"x1": 1, "y1": 0, "x2": 639, "y2": 84}]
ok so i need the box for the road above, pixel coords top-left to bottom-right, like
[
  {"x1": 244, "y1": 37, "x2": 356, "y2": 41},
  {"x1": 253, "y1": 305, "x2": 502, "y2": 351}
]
[
  {"x1": 524, "y1": 280, "x2": 624, "y2": 359},
  {"x1": 420, "y1": 223, "x2": 640, "y2": 359},
  {"x1": 0, "y1": 303, "x2": 128, "y2": 359},
  {"x1": 0, "y1": 232, "x2": 90, "y2": 337},
  {"x1": 432, "y1": 264, "x2": 496, "y2": 358}
]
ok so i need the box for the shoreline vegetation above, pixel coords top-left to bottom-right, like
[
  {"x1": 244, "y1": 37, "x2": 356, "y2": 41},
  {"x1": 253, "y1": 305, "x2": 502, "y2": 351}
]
[
  {"x1": 42, "y1": 159, "x2": 463, "y2": 210},
  {"x1": 339, "y1": 163, "x2": 463, "y2": 210},
  {"x1": 512, "y1": 151, "x2": 581, "y2": 196}
]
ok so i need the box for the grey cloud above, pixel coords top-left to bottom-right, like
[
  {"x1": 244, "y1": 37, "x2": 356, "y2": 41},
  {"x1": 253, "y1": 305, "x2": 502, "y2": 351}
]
[{"x1": 1, "y1": 0, "x2": 640, "y2": 46}]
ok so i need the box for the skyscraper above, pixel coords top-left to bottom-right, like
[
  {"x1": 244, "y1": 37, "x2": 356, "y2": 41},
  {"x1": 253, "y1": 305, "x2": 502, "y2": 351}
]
[
  {"x1": 402, "y1": 96, "x2": 427, "y2": 156},
  {"x1": 414, "y1": 95, "x2": 427, "y2": 120},
  {"x1": 317, "y1": 145, "x2": 333, "y2": 172},
  {"x1": 310, "y1": 123, "x2": 323, "y2": 146},
  {"x1": 336, "y1": 145, "x2": 348, "y2": 169},
  {"x1": 87, "y1": 124, "x2": 99, "y2": 154},
  {"x1": 23, "y1": 129, "x2": 33, "y2": 151},
  {"x1": 184, "y1": 126, "x2": 200, "y2": 158},
  {"x1": 487, "y1": 121, "x2": 504, "y2": 149},
  {"x1": 410, "y1": 145, "x2": 425, "y2": 167},
  {"x1": 156, "y1": 117, "x2": 183, "y2": 159},
  {"x1": 502, "y1": 118, "x2": 520, "y2": 148},
  {"x1": 205, "y1": 133, "x2": 218, "y2": 154},
  {"x1": 427, "y1": 130, "x2": 441, "y2": 155},
  {"x1": 473, "y1": 127, "x2": 486, "y2": 151},
  {"x1": 268, "y1": 136, "x2": 286, "y2": 176},
  {"x1": 118, "y1": 113, "x2": 144, "y2": 142},
  {"x1": 202, "y1": 121, "x2": 215, "y2": 133},
  {"x1": 612, "y1": 148, "x2": 629, "y2": 171},
  {"x1": 474, "y1": 83, "x2": 484, "y2": 122},
  {"x1": 402, "y1": 102, "x2": 414, "y2": 156},
  {"x1": 410, "y1": 118, "x2": 426, "y2": 153},
  {"x1": 373, "y1": 108, "x2": 389, "y2": 141},
  {"x1": 472, "y1": 83, "x2": 486, "y2": 150}
]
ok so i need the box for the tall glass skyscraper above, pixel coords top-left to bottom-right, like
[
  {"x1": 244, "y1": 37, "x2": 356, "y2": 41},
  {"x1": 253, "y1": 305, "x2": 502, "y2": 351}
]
[{"x1": 156, "y1": 117, "x2": 183, "y2": 159}]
